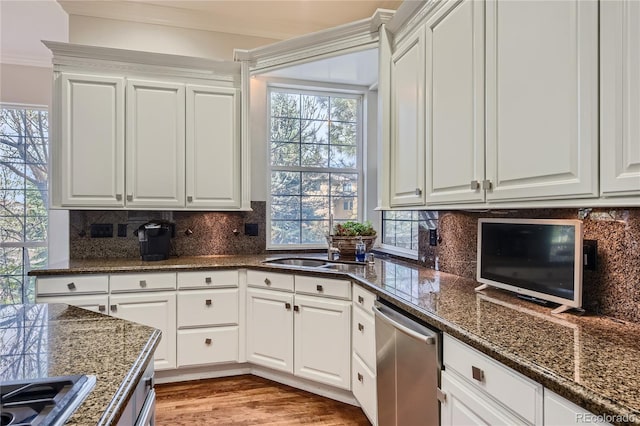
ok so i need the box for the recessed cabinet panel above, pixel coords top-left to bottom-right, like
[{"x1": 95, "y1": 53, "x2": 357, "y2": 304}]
[
  {"x1": 36, "y1": 294, "x2": 109, "y2": 314},
  {"x1": 126, "y1": 80, "x2": 185, "y2": 208},
  {"x1": 389, "y1": 27, "x2": 426, "y2": 207},
  {"x1": 186, "y1": 85, "x2": 241, "y2": 208},
  {"x1": 485, "y1": 0, "x2": 598, "y2": 201},
  {"x1": 601, "y1": 0, "x2": 640, "y2": 197},
  {"x1": 177, "y1": 326, "x2": 239, "y2": 367},
  {"x1": 425, "y1": 0, "x2": 485, "y2": 205},
  {"x1": 177, "y1": 289, "x2": 238, "y2": 328},
  {"x1": 59, "y1": 73, "x2": 125, "y2": 207}
]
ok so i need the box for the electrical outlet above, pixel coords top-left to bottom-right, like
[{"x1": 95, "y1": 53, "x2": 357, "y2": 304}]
[
  {"x1": 583, "y1": 239, "x2": 597, "y2": 271},
  {"x1": 429, "y1": 229, "x2": 438, "y2": 246},
  {"x1": 90, "y1": 224, "x2": 113, "y2": 238},
  {"x1": 117, "y1": 224, "x2": 127, "y2": 237},
  {"x1": 245, "y1": 223, "x2": 259, "y2": 236}
]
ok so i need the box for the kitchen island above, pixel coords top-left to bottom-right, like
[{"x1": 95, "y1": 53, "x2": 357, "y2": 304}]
[
  {"x1": 31, "y1": 254, "x2": 640, "y2": 425},
  {"x1": 0, "y1": 303, "x2": 161, "y2": 425}
]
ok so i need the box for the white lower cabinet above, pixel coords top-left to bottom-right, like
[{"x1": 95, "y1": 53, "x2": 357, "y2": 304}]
[
  {"x1": 352, "y1": 353, "x2": 377, "y2": 425},
  {"x1": 441, "y1": 369, "x2": 526, "y2": 426},
  {"x1": 177, "y1": 326, "x2": 239, "y2": 367},
  {"x1": 246, "y1": 287, "x2": 294, "y2": 373},
  {"x1": 294, "y1": 294, "x2": 351, "y2": 390},
  {"x1": 352, "y1": 284, "x2": 377, "y2": 425},
  {"x1": 544, "y1": 390, "x2": 612, "y2": 426},
  {"x1": 110, "y1": 292, "x2": 177, "y2": 370}
]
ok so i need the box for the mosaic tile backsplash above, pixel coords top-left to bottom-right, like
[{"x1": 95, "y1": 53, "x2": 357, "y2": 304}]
[{"x1": 69, "y1": 204, "x2": 640, "y2": 323}]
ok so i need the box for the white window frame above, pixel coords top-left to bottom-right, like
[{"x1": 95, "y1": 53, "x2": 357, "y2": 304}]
[
  {"x1": 378, "y1": 210, "x2": 423, "y2": 260},
  {"x1": 266, "y1": 83, "x2": 365, "y2": 250}
]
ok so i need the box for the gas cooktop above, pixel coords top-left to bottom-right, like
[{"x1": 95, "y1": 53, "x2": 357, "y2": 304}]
[{"x1": 0, "y1": 374, "x2": 96, "y2": 426}]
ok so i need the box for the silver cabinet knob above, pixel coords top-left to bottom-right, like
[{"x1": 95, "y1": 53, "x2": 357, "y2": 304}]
[
  {"x1": 67, "y1": 282, "x2": 76, "y2": 290},
  {"x1": 98, "y1": 305, "x2": 106, "y2": 312},
  {"x1": 110, "y1": 305, "x2": 117, "y2": 312},
  {"x1": 264, "y1": 278, "x2": 271, "y2": 286},
  {"x1": 205, "y1": 299, "x2": 212, "y2": 306},
  {"x1": 470, "y1": 180, "x2": 480, "y2": 190},
  {"x1": 472, "y1": 366, "x2": 485, "y2": 382},
  {"x1": 285, "y1": 302, "x2": 291, "y2": 310},
  {"x1": 358, "y1": 295, "x2": 364, "y2": 304},
  {"x1": 482, "y1": 180, "x2": 492, "y2": 190},
  {"x1": 139, "y1": 280, "x2": 147, "y2": 288},
  {"x1": 187, "y1": 195, "x2": 193, "y2": 202},
  {"x1": 127, "y1": 194, "x2": 133, "y2": 201},
  {"x1": 205, "y1": 338, "x2": 212, "y2": 345},
  {"x1": 358, "y1": 323, "x2": 364, "y2": 332},
  {"x1": 116, "y1": 194, "x2": 123, "y2": 201},
  {"x1": 205, "y1": 277, "x2": 212, "y2": 284},
  {"x1": 357, "y1": 373, "x2": 364, "y2": 382},
  {"x1": 415, "y1": 188, "x2": 422, "y2": 196},
  {"x1": 316, "y1": 284, "x2": 323, "y2": 292}
]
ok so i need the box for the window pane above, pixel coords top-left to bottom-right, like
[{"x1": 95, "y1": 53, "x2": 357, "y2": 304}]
[
  {"x1": 271, "y1": 142, "x2": 300, "y2": 167},
  {"x1": 0, "y1": 216, "x2": 24, "y2": 243},
  {"x1": 383, "y1": 219, "x2": 396, "y2": 246},
  {"x1": 302, "y1": 220, "x2": 327, "y2": 244},
  {"x1": 271, "y1": 221, "x2": 300, "y2": 245},
  {"x1": 26, "y1": 190, "x2": 47, "y2": 216},
  {"x1": 1, "y1": 189, "x2": 26, "y2": 216},
  {"x1": 301, "y1": 95, "x2": 329, "y2": 120},
  {"x1": 301, "y1": 172, "x2": 329, "y2": 196},
  {"x1": 301, "y1": 196, "x2": 329, "y2": 219},
  {"x1": 1, "y1": 164, "x2": 26, "y2": 190},
  {"x1": 382, "y1": 210, "x2": 422, "y2": 254},
  {"x1": 26, "y1": 246, "x2": 48, "y2": 272},
  {"x1": 329, "y1": 145, "x2": 357, "y2": 168},
  {"x1": 301, "y1": 120, "x2": 328, "y2": 145},
  {"x1": 333, "y1": 197, "x2": 356, "y2": 220},
  {"x1": 25, "y1": 144, "x2": 48, "y2": 165},
  {"x1": 271, "y1": 93, "x2": 300, "y2": 118},
  {"x1": 25, "y1": 216, "x2": 47, "y2": 242},
  {"x1": 330, "y1": 97, "x2": 357, "y2": 122},
  {"x1": 330, "y1": 122, "x2": 357, "y2": 146},
  {"x1": 1, "y1": 275, "x2": 24, "y2": 304},
  {"x1": 271, "y1": 118, "x2": 300, "y2": 143},
  {"x1": 271, "y1": 196, "x2": 300, "y2": 220},
  {"x1": 1, "y1": 247, "x2": 23, "y2": 276},
  {"x1": 395, "y1": 221, "x2": 413, "y2": 249},
  {"x1": 330, "y1": 173, "x2": 357, "y2": 196},
  {"x1": 0, "y1": 136, "x2": 26, "y2": 161},
  {"x1": 301, "y1": 143, "x2": 329, "y2": 167},
  {"x1": 271, "y1": 171, "x2": 300, "y2": 195}
]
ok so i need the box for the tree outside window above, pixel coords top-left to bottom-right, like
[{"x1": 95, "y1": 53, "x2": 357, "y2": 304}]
[
  {"x1": 269, "y1": 89, "x2": 361, "y2": 247},
  {"x1": 0, "y1": 107, "x2": 49, "y2": 304}
]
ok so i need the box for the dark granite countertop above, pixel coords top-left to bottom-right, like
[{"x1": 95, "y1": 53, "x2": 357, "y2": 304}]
[
  {"x1": 0, "y1": 303, "x2": 161, "y2": 425},
  {"x1": 31, "y1": 254, "x2": 640, "y2": 424}
]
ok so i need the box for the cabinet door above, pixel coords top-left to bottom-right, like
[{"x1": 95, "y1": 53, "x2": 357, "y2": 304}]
[
  {"x1": 36, "y1": 294, "x2": 109, "y2": 314},
  {"x1": 58, "y1": 73, "x2": 125, "y2": 207},
  {"x1": 600, "y1": 0, "x2": 640, "y2": 197},
  {"x1": 440, "y1": 370, "x2": 527, "y2": 426},
  {"x1": 544, "y1": 390, "x2": 611, "y2": 426},
  {"x1": 246, "y1": 288, "x2": 294, "y2": 374},
  {"x1": 126, "y1": 80, "x2": 185, "y2": 208},
  {"x1": 485, "y1": 0, "x2": 598, "y2": 201},
  {"x1": 294, "y1": 294, "x2": 351, "y2": 390},
  {"x1": 389, "y1": 27, "x2": 426, "y2": 207},
  {"x1": 186, "y1": 85, "x2": 241, "y2": 209},
  {"x1": 425, "y1": 0, "x2": 485, "y2": 205},
  {"x1": 110, "y1": 292, "x2": 176, "y2": 370}
]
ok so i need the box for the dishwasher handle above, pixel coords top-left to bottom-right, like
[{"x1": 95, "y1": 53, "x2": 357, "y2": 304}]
[{"x1": 373, "y1": 305, "x2": 436, "y2": 345}]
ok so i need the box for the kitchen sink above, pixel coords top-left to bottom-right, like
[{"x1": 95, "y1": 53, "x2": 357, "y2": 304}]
[
  {"x1": 264, "y1": 258, "x2": 330, "y2": 267},
  {"x1": 319, "y1": 263, "x2": 366, "y2": 273}
]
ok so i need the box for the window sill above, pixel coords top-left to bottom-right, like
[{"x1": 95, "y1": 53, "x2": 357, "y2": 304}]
[{"x1": 374, "y1": 245, "x2": 419, "y2": 261}]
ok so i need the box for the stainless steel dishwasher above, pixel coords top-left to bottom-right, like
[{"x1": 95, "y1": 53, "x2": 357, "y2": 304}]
[{"x1": 374, "y1": 301, "x2": 441, "y2": 426}]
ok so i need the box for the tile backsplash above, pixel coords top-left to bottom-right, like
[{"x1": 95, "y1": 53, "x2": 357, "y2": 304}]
[
  {"x1": 69, "y1": 204, "x2": 640, "y2": 323},
  {"x1": 421, "y1": 208, "x2": 640, "y2": 323}
]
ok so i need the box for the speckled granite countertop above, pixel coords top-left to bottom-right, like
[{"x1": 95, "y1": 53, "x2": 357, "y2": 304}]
[
  {"x1": 0, "y1": 303, "x2": 161, "y2": 425},
  {"x1": 31, "y1": 254, "x2": 640, "y2": 424}
]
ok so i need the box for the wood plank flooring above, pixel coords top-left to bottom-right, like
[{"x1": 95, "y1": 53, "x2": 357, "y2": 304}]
[{"x1": 155, "y1": 375, "x2": 371, "y2": 425}]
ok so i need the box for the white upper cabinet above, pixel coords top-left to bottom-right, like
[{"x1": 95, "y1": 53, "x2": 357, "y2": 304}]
[
  {"x1": 600, "y1": 0, "x2": 640, "y2": 197},
  {"x1": 389, "y1": 26, "x2": 426, "y2": 207},
  {"x1": 57, "y1": 73, "x2": 125, "y2": 207},
  {"x1": 186, "y1": 85, "x2": 241, "y2": 209},
  {"x1": 485, "y1": 0, "x2": 599, "y2": 202},
  {"x1": 424, "y1": 0, "x2": 485, "y2": 205},
  {"x1": 126, "y1": 80, "x2": 186, "y2": 208}
]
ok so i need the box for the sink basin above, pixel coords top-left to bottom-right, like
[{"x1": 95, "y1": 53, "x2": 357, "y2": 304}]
[
  {"x1": 264, "y1": 258, "x2": 329, "y2": 267},
  {"x1": 320, "y1": 263, "x2": 366, "y2": 272}
]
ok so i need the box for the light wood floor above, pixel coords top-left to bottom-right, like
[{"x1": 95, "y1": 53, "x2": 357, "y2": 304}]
[{"x1": 155, "y1": 375, "x2": 371, "y2": 425}]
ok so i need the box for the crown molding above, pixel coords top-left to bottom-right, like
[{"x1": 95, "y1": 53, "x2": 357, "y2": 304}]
[
  {"x1": 43, "y1": 41, "x2": 241, "y2": 83},
  {"x1": 387, "y1": 0, "x2": 444, "y2": 46},
  {"x1": 233, "y1": 8, "x2": 395, "y2": 73}
]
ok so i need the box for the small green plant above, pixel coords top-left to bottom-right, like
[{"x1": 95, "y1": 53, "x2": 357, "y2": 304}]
[{"x1": 333, "y1": 221, "x2": 377, "y2": 237}]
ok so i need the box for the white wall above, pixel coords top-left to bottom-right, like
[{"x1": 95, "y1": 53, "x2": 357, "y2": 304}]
[
  {"x1": 69, "y1": 15, "x2": 278, "y2": 61},
  {"x1": 0, "y1": 64, "x2": 52, "y2": 106}
]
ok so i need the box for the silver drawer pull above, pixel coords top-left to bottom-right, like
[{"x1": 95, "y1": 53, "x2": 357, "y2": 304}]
[
  {"x1": 316, "y1": 284, "x2": 323, "y2": 292},
  {"x1": 357, "y1": 373, "x2": 363, "y2": 382},
  {"x1": 67, "y1": 282, "x2": 76, "y2": 290},
  {"x1": 205, "y1": 277, "x2": 212, "y2": 284},
  {"x1": 110, "y1": 305, "x2": 117, "y2": 312},
  {"x1": 285, "y1": 302, "x2": 291, "y2": 310},
  {"x1": 205, "y1": 338, "x2": 212, "y2": 345},
  {"x1": 98, "y1": 305, "x2": 106, "y2": 312},
  {"x1": 139, "y1": 280, "x2": 147, "y2": 288},
  {"x1": 358, "y1": 295, "x2": 364, "y2": 304},
  {"x1": 116, "y1": 193, "x2": 123, "y2": 201},
  {"x1": 264, "y1": 278, "x2": 271, "y2": 286},
  {"x1": 358, "y1": 323, "x2": 364, "y2": 332},
  {"x1": 187, "y1": 195, "x2": 193, "y2": 202},
  {"x1": 472, "y1": 366, "x2": 484, "y2": 382},
  {"x1": 205, "y1": 299, "x2": 212, "y2": 306},
  {"x1": 127, "y1": 194, "x2": 133, "y2": 201},
  {"x1": 470, "y1": 180, "x2": 480, "y2": 190}
]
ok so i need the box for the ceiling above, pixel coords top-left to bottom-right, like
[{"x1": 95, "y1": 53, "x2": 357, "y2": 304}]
[{"x1": 58, "y1": 0, "x2": 403, "y2": 41}]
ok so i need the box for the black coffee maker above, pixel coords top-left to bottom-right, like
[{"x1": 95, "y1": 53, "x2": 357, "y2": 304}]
[{"x1": 135, "y1": 221, "x2": 174, "y2": 261}]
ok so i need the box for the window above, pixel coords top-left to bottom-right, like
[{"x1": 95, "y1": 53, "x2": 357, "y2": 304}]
[
  {"x1": 0, "y1": 106, "x2": 49, "y2": 304},
  {"x1": 381, "y1": 210, "x2": 438, "y2": 257},
  {"x1": 268, "y1": 88, "x2": 361, "y2": 247}
]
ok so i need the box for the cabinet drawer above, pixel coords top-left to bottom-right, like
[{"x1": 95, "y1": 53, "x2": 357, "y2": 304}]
[
  {"x1": 177, "y1": 270, "x2": 238, "y2": 289},
  {"x1": 110, "y1": 273, "x2": 176, "y2": 292},
  {"x1": 177, "y1": 326, "x2": 238, "y2": 367},
  {"x1": 352, "y1": 306, "x2": 376, "y2": 371},
  {"x1": 444, "y1": 334, "x2": 543, "y2": 424},
  {"x1": 247, "y1": 270, "x2": 294, "y2": 292},
  {"x1": 36, "y1": 294, "x2": 109, "y2": 314},
  {"x1": 352, "y1": 353, "x2": 377, "y2": 426},
  {"x1": 177, "y1": 289, "x2": 238, "y2": 328},
  {"x1": 36, "y1": 275, "x2": 108, "y2": 296},
  {"x1": 353, "y1": 284, "x2": 376, "y2": 314},
  {"x1": 295, "y1": 275, "x2": 351, "y2": 300}
]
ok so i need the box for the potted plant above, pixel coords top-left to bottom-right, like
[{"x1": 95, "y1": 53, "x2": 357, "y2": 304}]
[{"x1": 328, "y1": 221, "x2": 377, "y2": 260}]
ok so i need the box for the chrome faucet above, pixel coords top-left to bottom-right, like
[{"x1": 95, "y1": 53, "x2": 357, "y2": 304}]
[{"x1": 328, "y1": 243, "x2": 340, "y2": 260}]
